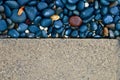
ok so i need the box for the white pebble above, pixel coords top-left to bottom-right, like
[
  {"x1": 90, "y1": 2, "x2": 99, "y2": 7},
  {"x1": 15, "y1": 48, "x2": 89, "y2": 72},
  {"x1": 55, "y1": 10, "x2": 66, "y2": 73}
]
[{"x1": 85, "y1": 2, "x2": 89, "y2": 7}]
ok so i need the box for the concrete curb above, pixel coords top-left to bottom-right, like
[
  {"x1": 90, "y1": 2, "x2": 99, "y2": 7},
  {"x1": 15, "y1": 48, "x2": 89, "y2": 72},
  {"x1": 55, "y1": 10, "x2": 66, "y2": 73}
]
[{"x1": 0, "y1": 39, "x2": 119, "y2": 80}]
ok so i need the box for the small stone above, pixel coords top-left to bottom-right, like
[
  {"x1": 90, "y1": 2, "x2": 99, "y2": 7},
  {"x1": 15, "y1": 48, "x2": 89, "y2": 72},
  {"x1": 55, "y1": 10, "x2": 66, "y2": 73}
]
[
  {"x1": 51, "y1": 14, "x2": 60, "y2": 21},
  {"x1": 69, "y1": 16, "x2": 82, "y2": 27},
  {"x1": 103, "y1": 27, "x2": 109, "y2": 37}
]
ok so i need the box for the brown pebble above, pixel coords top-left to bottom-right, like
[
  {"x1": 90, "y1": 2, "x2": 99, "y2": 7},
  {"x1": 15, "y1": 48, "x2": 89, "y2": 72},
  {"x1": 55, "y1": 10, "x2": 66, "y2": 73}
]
[
  {"x1": 87, "y1": 0, "x2": 94, "y2": 3},
  {"x1": 106, "y1": 24, "x2": 115, "y2": 30},
  {"x1": 103, "y1": 27, "x2": 109, "y2": 37},
  {"x1": 69, "y1": 16, "x2": 82, "y2": 27},
  {"x1": 109, "y1": 1, "x2": 118, "y2": 7}
]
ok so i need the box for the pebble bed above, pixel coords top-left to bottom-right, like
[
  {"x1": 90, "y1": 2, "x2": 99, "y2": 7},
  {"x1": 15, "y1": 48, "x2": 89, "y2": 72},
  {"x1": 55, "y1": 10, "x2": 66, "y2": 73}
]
[{"x1": 0, "y1": 0, "x2": 120, "y2": 38}]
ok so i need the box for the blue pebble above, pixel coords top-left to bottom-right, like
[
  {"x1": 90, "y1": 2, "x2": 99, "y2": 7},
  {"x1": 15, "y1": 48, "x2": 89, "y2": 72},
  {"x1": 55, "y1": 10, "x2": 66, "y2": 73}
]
[
  {"x1": 56, "y1": 0, "x2": 64, "y2": 8},
  {"x1": 81, "y1": 7, "x2": 94, "y2": 19},
  {"x1": 71, "y1": 30, "x2": 78, "y2": 37},
  {"x1": 37, "y1": 2, "x2": 48, "y2": 10},
  {"x1": 65, "y1": 28, "x2": 72, "y2": 36},
  {"x1": 40, "y1": 18, "x2": 52, "y2": 27},
  {"x1": 10, "y1": 9, "x2": 26, "y2": 23},
  {"x1": 27, "y1": 33, "x2": 35, "y2": 38},
  {"x1": 42, "y1": 8, "x2": 55, "y2": 17},
  {"x1": 5, "y1": 1, "x2": 19, "y2": 9},
  {"x1": 17, "y1": 23, "x2": 28, "y2": 32},
  {"x1": 77, "y1": 1, "x2": 84, "y2": 11},
  {"x1": 25, "y1": 7, "x2": 37, "y2": 21},
  {"x1": 79, "y1": 25, "x2": 88, "y2": 33},
  {"x1": 8, "y1": 29, "x2": 20, "y2": 38},
  {"x1": 103, "y1": 15, "x2": 113, "y2": 24},
  {"x1": 28, "y1": 25, "x2": 40, "y2": 33},
  {"x1": 68, "y1": 0, "x2": 79, "y2": 4},
  {"x1": 110, "y1": 6, "x2": 119, "y2": 15},
  {"x1": 0, "y1": 20, "x2": 7, "y2": 32},
  {"x1": 54, "y1": 20, "x2": 63, "y2": 29},
  {"x1": 90, "y1": 22, "x2": 98, "y2": 31},
  {"x1": 115, "y1": 23, "x2": 120, "y2": 30},
  {"x1": 17, "y1": 0, "x2": 30, "y2": 5},
  {"x1": 66, "y1": 4, "x2": 76, "y2": 10},
  {"x1": 41, "y1": 30, "x2": 48, "y2": 38},
  {"x1": 3, "y1": 4, "x2": 12, "y2": 17}
]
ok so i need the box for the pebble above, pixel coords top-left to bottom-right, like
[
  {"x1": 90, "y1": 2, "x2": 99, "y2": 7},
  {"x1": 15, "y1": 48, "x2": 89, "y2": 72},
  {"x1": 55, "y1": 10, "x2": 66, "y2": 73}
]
[{"x1": 69, "y1": 16, "x2": 82, "y2": 27}]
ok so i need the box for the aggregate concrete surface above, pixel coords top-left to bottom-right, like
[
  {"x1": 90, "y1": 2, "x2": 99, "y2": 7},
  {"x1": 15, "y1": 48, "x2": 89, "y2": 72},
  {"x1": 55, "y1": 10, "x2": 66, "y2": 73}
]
[{"x1": 0, "y1": 39, "x2": 119, "y2": 80}]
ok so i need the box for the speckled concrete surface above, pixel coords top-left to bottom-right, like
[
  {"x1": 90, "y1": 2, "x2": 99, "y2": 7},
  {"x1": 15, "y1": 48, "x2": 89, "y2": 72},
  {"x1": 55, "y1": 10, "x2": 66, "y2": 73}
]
[{"x1": 0, "y1": 39, "x2": 119, "y2": 80}]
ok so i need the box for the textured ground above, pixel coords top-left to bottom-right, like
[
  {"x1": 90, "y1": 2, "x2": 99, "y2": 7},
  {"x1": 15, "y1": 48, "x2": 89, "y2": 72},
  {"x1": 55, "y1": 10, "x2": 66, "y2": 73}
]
[{"x1": 0, "y1": 39, "x2": 119, "y2": 80}]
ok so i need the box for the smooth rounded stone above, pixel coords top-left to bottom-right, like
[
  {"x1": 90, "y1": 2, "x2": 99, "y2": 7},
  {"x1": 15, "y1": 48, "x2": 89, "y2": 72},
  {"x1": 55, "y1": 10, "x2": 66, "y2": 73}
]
[
  {"x1": 73, "y1": 10, "x2": 80, "y2": 16},
  {"x1": 28, "y1": 1, "x2": 37, "y2": 6},
  {"x1": 79, "y1": 32, "x2": 86, "y2": 38},
  {"x1": 26, "y1": 33, "x2": 35, "y2": 38},
  {"x1": 103, "y1": 15, "x2": 113, "y2": 24},
  {"x1": 25, "y1": 7, "x2": 37, "y2": 21},
  {"x1": 17, "y1": 0, "x2": 30, "y2": 5},
  {"x1": 3, "y1": 4, "x2": 12, "y2": 17},
  {"x1": 65, "y1": 28, "x2": 72, "y2": 36},
  {"x1": 114, "y1": 15, "x2": 120, "y2": 23},
  {"x1": 62, "y1": 16, "x2": 69, "y2": 24},
  {"x1": 109, "y1": 6, "x2": 119, "y2": 15},
  {"x1": 55, "y1": 7, "x2": 63, "y2": 14},
  {"x1": 6, "y1": 18, "x2": 12, "y2": 25},
  {"x1": 8, "y1": 29, "x2": 20, "y2": 38},
  {"x1": 8, "y1": 23, "x2": 15, "y2": 29},
  {"x1": 55, "y1": 27, "x2": 64, "y2": 34},
  {"x1": 5, "y1": 1, "x2": 19, "y2": 9},
  {"x1": 82, "y1": 15, "x2": 95, "y2": 23},
  {"x1": 0, "y1": 5, "x2": 4, "y2": 12},
  {"x1": 101, "y1": 6, "x2": 108, "y2": 15},
  {"x1": 40, "y1": 18, "x2": 52, "y2": 27},
  {"x1": 68, "y1": 0, "x2": 79, "y2": 4},
  {"x1": 95, "y1": 14, "x2": 102, "y2": 20},
  {"x1": 54, "y1": 20, "x2": 63, "y2": 29},
  {"x1": 36, "y1": 31, "x2": 42, "y2": 37},
  {"x1": 95, "y1": 1, "x2": 99, "y2": 9},
  {"x1": 56, "y1": 0, "x2": 64, "y2": 8},
  {"x1": 71, "y1": 30, "x2": 78, "y2": 37},
  {"x1": 51, "y1": 15, "x2": 60, "y2": 21},
  {"x1": 77, "y1": 1, "x2": 84, "y2": 11},
  {"x1": 61, "y1": 0, "x2": 67, "y2": 4},
  {"x1": 41, "y1": 30, "x2": 48, "y2": 38},
  {"x1": 90, "y1": 22, "x2": 98, "y2": 31},
  {"x1": 69, "y1": 16, "x2": 82, "y2": 27},
  {"x1": 34, "y1": 16, "x2": 42, "y2": 25},
  {"x1": 37, "y1": 2, "x2": 48, "y2": 10},
  {"x1": 109, "y1": 30, "x2": 115, "y2": 38},
  {"x1": 10, "y1": 9, "x2": 26, "y2": 23},
  {"x1": 66, "y1": 4, "x2": 76, "y2": 10},
  {"x1": 20, "y1": 32, "x2": 26, "y2": 38},
  {"x1": 114, "y1": 30, "x2": 119, "y2": 36},
  {"x1": 100, "y1": 0, "x2": 110, "y2": 5},
  {"x1": 63, "y1": 8, "x2": 68, "y2": 15},
  {"x1": 80, "y1": 7, "x2": 94, "y2": 19},
  {"x1": 28, "y1": 25, "x2": 40, "y2": 33},
  {"x1": 42, "y1": 8, "x2": 55, "y2": 17},
  {"x1": 115, "y1": 23, "x2": 120, "y2": 30},
  {"x1": 106, "y1": 23, "x2": 115, "y2": 30},
  {"x1": 17, "y1": 23, "x2": 28, "y2": 32},
  {"x1": 79, "y1": 25, "x2": 88, "y2": 33},
  {"x1": 0, "y1": 20, "x2": 7, "y2": 32},
  {"x1": 94, "y1": 35, "x2": 102, "y2": 38}
]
